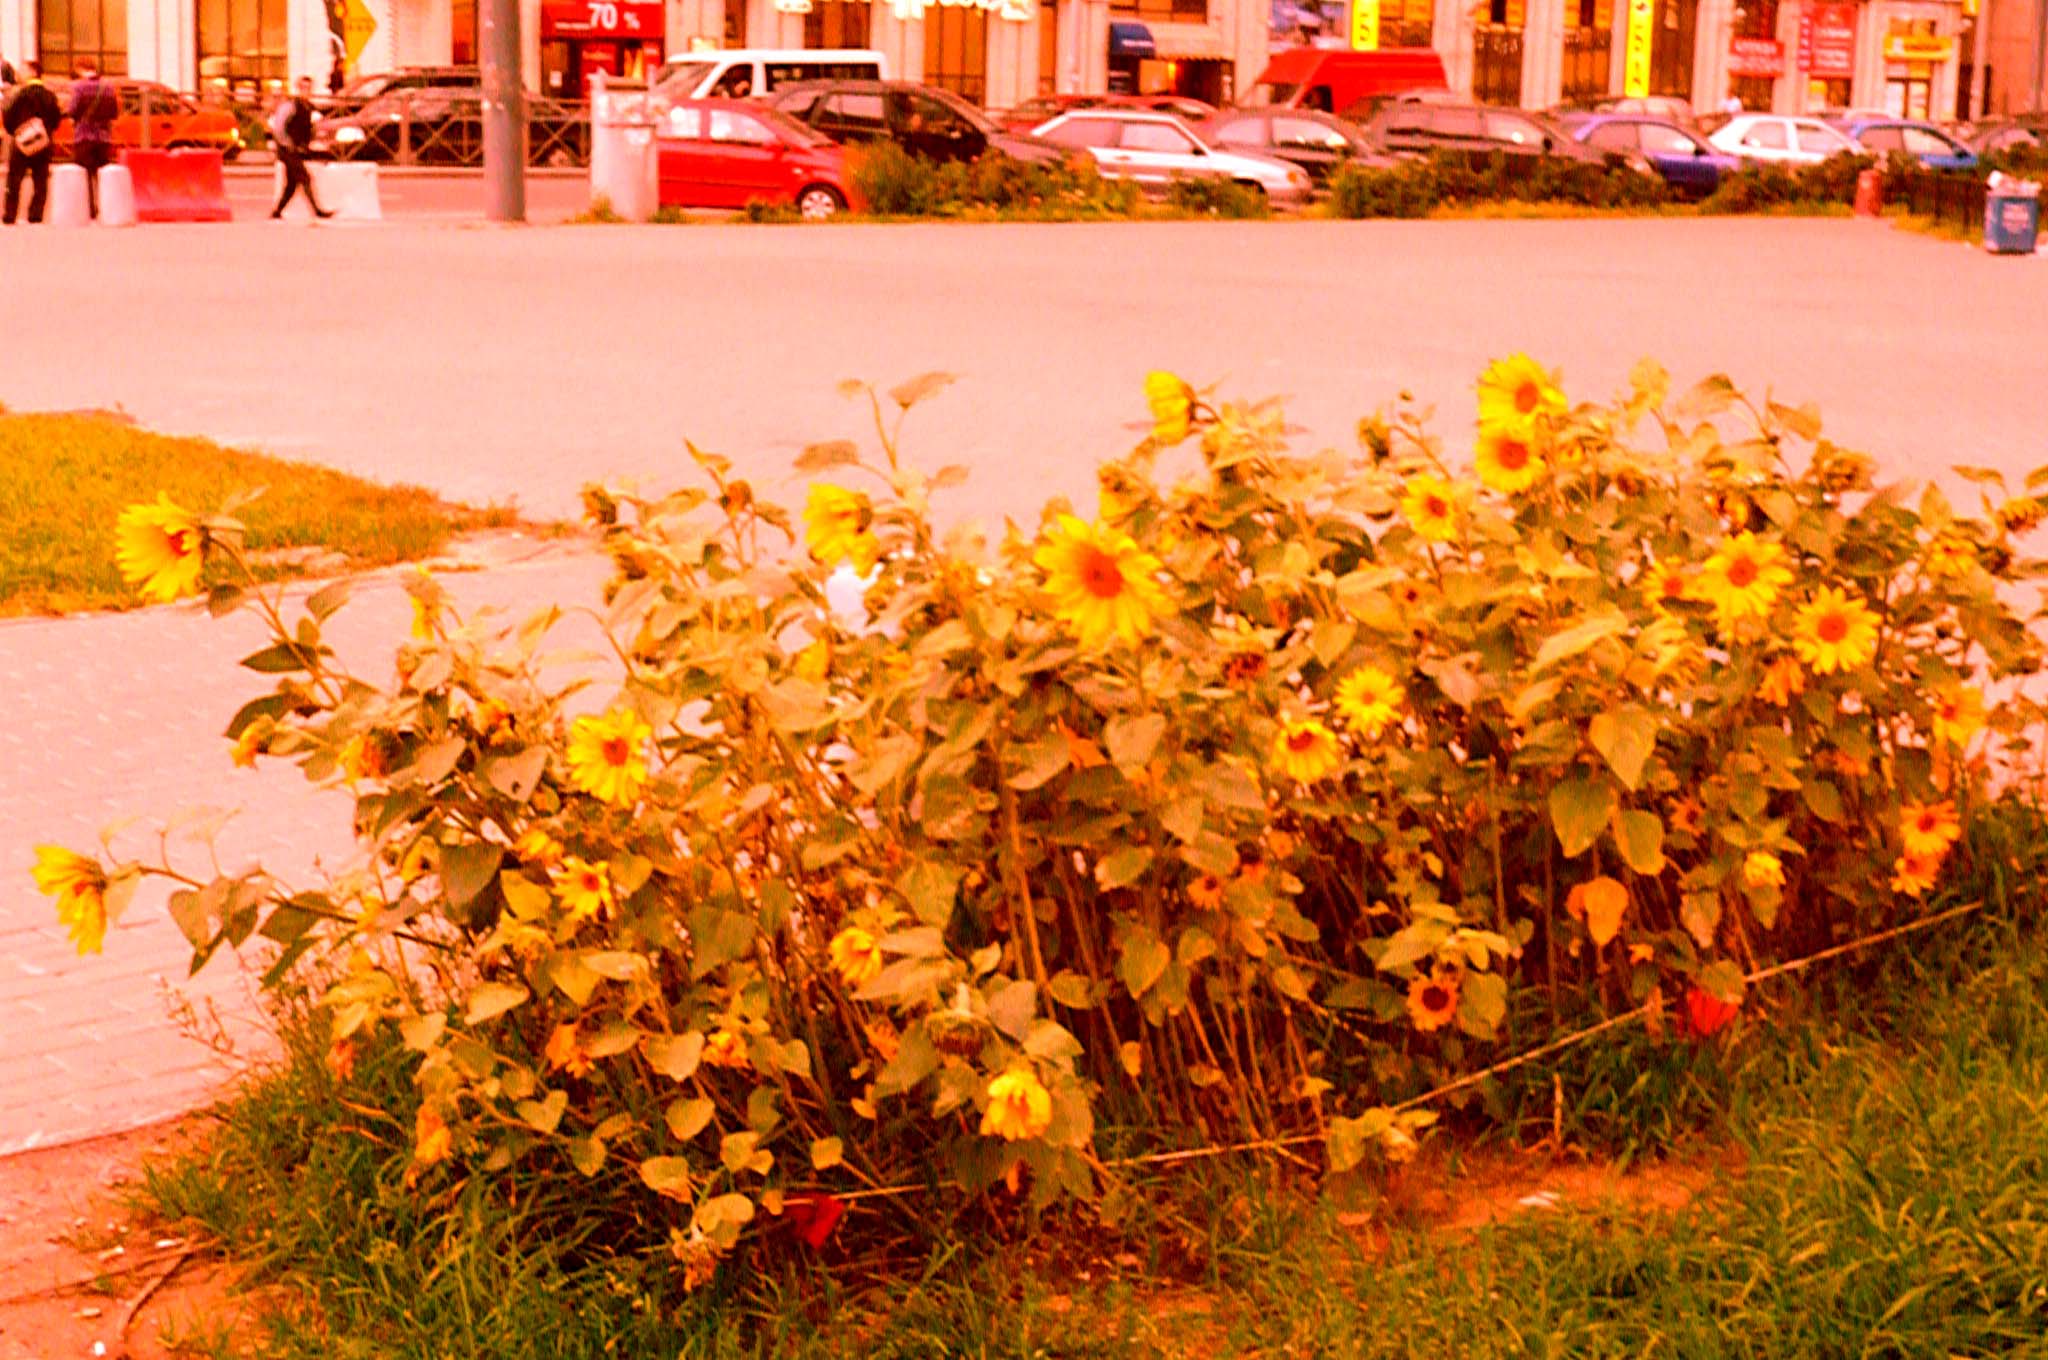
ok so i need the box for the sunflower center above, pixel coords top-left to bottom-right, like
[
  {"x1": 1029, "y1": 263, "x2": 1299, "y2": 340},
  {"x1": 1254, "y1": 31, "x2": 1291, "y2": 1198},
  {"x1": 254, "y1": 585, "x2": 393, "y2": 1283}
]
[
  {"x1": 1077, "y1": 547, "x2": 1126, "y2": 600},
  {"x1": 1424, "y1": 496, "x2": 1449, "y2": 518},
  {"x1": 166, "y1": 529, "x2": 194, "y2": 557},
  {"x1": 1816, "y1": 612, "x2": 1849, "y2": 643},
  {"x1": 1514, "y1": 381, "x2": 1543, "y2": 414},
  {"x1": 1496, "y1": 440, "x2": 1530, "y2": 471},
  {"x1": 1726, "y1": 557, "x2": 1759, "y2": 588},
  {"x1": 1661, "y1": 573, "x2": 1684, "y2": 597},
  {"x1": 1421, "y1": 984, "x2": 1452, "y2": 1012},
  {"x1": 601, "y1": 736, "x2": 631, "y2": 766},
  {"x1": 1287, "y1": 730, "x2": 1319, "y2": 753}
]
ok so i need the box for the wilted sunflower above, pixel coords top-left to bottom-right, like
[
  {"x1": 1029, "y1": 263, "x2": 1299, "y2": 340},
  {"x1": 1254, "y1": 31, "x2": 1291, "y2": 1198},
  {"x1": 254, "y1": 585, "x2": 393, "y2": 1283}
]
[
  {"x1": 32, "y1": 846, "x2": 109, "y2": 955},
  {"x1": 828, "y1": 925, "x2": 886, "y2": 988},
  {"x1": 115, "y1": 495, "x2": 207, "y2": 602},
  {"x1": 981, "y1": 1066, "x2": 1054, "y2": 1141}
]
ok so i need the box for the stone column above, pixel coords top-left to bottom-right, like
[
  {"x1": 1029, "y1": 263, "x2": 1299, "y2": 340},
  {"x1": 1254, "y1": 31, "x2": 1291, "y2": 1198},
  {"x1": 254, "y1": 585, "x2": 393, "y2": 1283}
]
[
  {"x1": 1771, "y1": 0, "x2": 1800, "y2": 111},
  {"x1": 984, "y1": 7, "x2": 1036, "y2": 109},
  {"x1": 671, "y1": 0, "x2": 726, "y2": 48},
  {"x1": 1433, "y1": 0, "x2": 1476, "y2": 95},
  {"x1": 1692, "y1": 0, "x2": 1734, "y2": 110},
  {"x1": 1521, "y1": 0, "x2": 1566, "y2": 107},
  {"x1": 1058, "y1": 0, "x2": 1110, "y2": 91},
  {"x1": 1849, "y1": 0, "x2": 1885, "y2": 109},
  {"x1": 871, "y1": 1, "x2": 927, "y2": 78}
]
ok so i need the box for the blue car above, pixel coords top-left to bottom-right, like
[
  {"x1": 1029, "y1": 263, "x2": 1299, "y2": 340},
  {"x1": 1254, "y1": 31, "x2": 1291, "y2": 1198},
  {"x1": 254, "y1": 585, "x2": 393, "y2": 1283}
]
[
  {"x1": 1566, "y1": 114, "x2": 1741, "y2": 197},
  {"x1": 1843, "y1": 119, "x2": 1978, "y2": 170}
]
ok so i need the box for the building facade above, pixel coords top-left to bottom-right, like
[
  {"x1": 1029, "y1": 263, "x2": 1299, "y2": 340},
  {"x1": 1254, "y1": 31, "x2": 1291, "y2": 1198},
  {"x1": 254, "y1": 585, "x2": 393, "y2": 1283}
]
[{"x1": 0, "y1": 0, "x2": 1990, "y2": 117}]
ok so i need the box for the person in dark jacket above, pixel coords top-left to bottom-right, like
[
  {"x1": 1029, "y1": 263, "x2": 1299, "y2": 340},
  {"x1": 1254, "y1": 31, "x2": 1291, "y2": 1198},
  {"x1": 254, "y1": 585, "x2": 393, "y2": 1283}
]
[
  {"x1": 66, "y1": 58, "x2": 117, "y2": 218},
  {"x1": 270, "y1": 76, "x2": 332, "y2": 219},
  {"x1": 3, "y1": 61, "x2": 62, "y2": 224}
]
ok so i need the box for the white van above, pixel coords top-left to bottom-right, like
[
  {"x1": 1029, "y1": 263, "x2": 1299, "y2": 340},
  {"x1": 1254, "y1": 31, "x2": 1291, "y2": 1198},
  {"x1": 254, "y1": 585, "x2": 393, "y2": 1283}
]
[{"x1": 652, "y1": 49, "x2": 888, "y2": 100}]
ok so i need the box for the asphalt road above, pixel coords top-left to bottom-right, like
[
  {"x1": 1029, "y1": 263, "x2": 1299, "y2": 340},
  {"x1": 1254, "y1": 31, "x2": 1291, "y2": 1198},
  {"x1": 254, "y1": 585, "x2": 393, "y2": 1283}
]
[{"x1": 1, "y1": 215, "x2": 2042, "y2": 528}]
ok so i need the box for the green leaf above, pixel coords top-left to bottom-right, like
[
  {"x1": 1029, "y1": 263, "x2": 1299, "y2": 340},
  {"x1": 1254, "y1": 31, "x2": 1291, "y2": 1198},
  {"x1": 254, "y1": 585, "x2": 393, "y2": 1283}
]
[
  {"x1": 1046, "y1": 971, "x2": 1101, "y2": 1009},
  {"x1": 889, "y1": 371, "x2": 956, "y2": 409},
  {"x1": 1198, "y1": 759, "x2": 1265, "y2": 811},
  {"x1": 1548, "y1": 776, "x2": 1616, "y2": 859},
  {"x1": 1159, "y1": 795, "x2": 1204, "y2": 843},
  {"x1": 566, "y1": 1137, "x2": 606, "y2": 1177},
  {"x1": 580, "y1": 950, "x2": 646, "y2": 981},
  {"x1": 1612, "y1": 809, "x2": 1666, "y2": 876},
  {"x1": 1456, "y1": 972, "x2": 1508, "y2": 1038},
  {"x1": 1801, "y1": 779, "x2": 1845, "y2": 824},
  {"x1": 1095, "y1": 845, "x2": 1154, "y2": 890},
  {"x1": 1006, "y1": 730, "x2": 1072, "y2": 791},
  {"x1": 485, "y1": 747, "x2": 548, "y2": 802},
  {"x1": 646, "y1": 1031, "x2": 708, "y2": 1083},
  {"x1": 1681, "y1": 891, "x2": 1722, "y2": 950},
  {"x1": 896, "y1": 859, "x2": 963, "y2": 929},
  {"x1": 239, "y1": 641, "x2": 321, "y2": 674},
  {"x1": 986, "y1": 980, "x2": 1037, "y2": 1040},
  {"x1": 1103, "y1": 713, "x2": 1167, "y2": 771},
  {"x1": 1118, "y1": 928, "x2": 1171, "y2": 999},
  {"x1": 438, "y1": 842, "x2": 504, "y2": 907},
  {"x1": 794, "y1": 439, "x2": 859, "y2": 472},
  {"x1": 851, "y1": 733, "x2": 921, "y2": 796},
  {"x1": 464, "y1": 981, "x2": 529, "y2": 1024},
  {"x1": 665, "y1": 1096, "x2": 716, "y2": 1142},
  {"x1": 305, "y1": 579, "x2": 353, "y2": 621},
  {"x1": 811, "y1": 1137, "x2": 845, "y2": 1171},
  {"x1": 1533, "y1": 610, "x2": 1628, "y2": 673},
  {"x1": 516, "y1": 1089, "x2": 568, "y2": 1134},
  {"x1": 1587, "y1": 706, "x2": 1657, "y2": 791},
  {"x1": 1697, "y1": 960, "x2": 1747, "y2": 1004},
  {"x1": 639, "y1": 1156, "x2": 695, "y2": 1200},
  {"x1": 687, "y1": 907, "x2": 757, "y2": 978}
]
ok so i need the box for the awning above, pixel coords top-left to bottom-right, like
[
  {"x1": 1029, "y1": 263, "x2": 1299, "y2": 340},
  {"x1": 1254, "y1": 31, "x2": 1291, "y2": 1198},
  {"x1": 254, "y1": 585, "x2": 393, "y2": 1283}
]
[{"x1": 1109, "y1": 22, "x2": 1157, "y2": 59}]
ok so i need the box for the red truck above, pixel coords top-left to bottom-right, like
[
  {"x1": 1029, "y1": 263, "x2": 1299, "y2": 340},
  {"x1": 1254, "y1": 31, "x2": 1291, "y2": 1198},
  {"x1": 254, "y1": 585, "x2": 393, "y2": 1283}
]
[{"x1": 1248, "y1": 48, "x2": 1450, "y2": 120}]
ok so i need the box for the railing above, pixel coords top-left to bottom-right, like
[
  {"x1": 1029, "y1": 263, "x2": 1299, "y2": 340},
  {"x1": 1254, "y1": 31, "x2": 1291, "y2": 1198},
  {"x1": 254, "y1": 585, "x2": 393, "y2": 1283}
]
[
  {"x1": 307, "y1": 91, "x2": 593, "y2": 168},
  {"x1": 1890, "y1": 169, "x2": 1989, "y2": 232}
]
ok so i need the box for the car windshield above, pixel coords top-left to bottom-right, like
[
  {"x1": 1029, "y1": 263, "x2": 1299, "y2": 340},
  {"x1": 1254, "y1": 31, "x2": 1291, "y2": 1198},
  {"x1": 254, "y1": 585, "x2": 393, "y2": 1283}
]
[
  {"x1": 655, "y1": 61, "x2": 716, "y2": 95},
  {"x1": 755, "y1": 105, "x2": 830, "y2": 146},
  {"x1": 922, "y1": 87, "x2": 997, "y2": 134}
]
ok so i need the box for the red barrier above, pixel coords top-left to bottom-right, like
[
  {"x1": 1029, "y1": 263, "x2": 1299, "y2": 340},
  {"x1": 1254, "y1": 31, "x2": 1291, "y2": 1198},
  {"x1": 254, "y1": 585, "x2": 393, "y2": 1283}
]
[{"x1": 120, "y1": 149, "x2": 233, "y2": 223}]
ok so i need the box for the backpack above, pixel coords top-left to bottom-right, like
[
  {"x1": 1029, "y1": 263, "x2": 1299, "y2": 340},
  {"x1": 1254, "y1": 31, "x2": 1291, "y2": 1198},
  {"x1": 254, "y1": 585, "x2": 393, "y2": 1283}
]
[{"x1": 12, "y1": 115, "x2": 49, "y2": 157}]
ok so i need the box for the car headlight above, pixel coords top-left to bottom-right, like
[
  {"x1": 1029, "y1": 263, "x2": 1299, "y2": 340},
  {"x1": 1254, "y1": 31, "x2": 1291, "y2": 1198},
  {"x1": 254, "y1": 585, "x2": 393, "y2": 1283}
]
[
  {"x1": 1286, "y1": 166, "x2": 1310, "y2": 187},
  {"x1": 335, "y1": 126, "x2": 365, "y2": 144}
]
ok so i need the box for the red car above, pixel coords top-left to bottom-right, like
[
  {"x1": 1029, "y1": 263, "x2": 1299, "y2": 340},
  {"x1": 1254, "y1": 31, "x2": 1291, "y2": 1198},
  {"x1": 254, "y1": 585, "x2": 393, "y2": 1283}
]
[{"x1": 656, "y1": 98, "x2": 857, "y2": 218}]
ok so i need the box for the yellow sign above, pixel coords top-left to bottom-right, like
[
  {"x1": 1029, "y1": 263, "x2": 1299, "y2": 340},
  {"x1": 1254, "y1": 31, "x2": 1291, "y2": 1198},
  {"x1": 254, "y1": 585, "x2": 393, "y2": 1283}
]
[
  {"x1": 1350, "y1": 0, "x2": 1380, "y2": 51},
  {"x1": 342, "y1": 0, "x2": 377, "y2": 66},
  {"x1": 1881, "y1": 33, "x2": 1955, "y2": 61},
  {"x1": 1622, "y1": 0, "x2": 1654, "y2": 96}
]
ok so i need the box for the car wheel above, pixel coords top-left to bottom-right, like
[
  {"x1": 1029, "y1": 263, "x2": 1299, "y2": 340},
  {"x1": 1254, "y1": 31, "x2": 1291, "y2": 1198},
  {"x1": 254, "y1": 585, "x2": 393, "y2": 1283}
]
[{"x1": 797, "y1": 185, "x2": 845, "y2": 220}]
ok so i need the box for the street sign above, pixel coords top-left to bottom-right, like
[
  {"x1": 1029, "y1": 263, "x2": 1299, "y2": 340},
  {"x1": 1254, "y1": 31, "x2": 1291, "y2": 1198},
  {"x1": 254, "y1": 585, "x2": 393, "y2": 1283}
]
[
  {"x1": 343, "y1": 0, "x2": 377, "y2": 66},
  {"x1": 1350, "y1": 0, "x2": 1379, "y2": 51},
  {"x1": 1622, "y1": 0, "x2": 1654, "y2": 96}
]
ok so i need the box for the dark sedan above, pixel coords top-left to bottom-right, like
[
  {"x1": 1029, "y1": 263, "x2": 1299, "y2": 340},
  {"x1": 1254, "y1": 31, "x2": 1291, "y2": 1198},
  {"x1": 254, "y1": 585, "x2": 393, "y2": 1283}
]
[
  {"x1": 769, "y1": 79, "x2": 1065, "y2": 166},
  {"x1": 1200, "y1": 107, "x2": 1397, "y2": 186},
  {"x1": 1362, "y1": 101, "x2": 1621, "y2": 168}
]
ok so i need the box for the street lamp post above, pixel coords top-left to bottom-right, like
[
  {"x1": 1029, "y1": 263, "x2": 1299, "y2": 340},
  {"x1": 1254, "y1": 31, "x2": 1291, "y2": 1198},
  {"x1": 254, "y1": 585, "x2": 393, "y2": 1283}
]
[{"x1": 481, "y1": 0, "x2": 526, "y2": 222}]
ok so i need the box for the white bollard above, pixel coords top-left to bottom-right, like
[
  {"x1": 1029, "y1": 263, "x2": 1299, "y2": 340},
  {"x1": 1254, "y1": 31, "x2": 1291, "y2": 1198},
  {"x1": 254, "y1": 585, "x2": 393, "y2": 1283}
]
[
  {"x1": 316, "y1": 163, "x2": 383, "y2": 221},
  {"x1": 46, "y1": 164, "x2": 90, "y2": 226},
  {"x1": 96, "y1": 163, "x2": 137, "y2": 226}
]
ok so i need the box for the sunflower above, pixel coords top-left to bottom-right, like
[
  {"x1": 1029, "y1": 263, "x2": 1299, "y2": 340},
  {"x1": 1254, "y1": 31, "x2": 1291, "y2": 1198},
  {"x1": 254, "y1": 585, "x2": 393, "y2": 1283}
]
[
  {"x1": 32, "y1": 845, "x2": 109, "y2": 955},
  {"x1": 1696, "y1": 533, "x2": 1793, "y2": 628},
  {"x1": 828, "y1": 925, "x2": 886, "y2": 988},
  {"x1": 1476, "y1": 353, "x2": 1566, "y2": 436},
  {"x1": 230, "y1": 723, "x2": 267, "y2": 769},
  {"x1": 803, "y1": 484, "x2": 882, "y2": 573},
  {"x1": 555, "y1": 856, "x2": 614, "y2": 921},
  {"x1": 1333, "y1": 666, "x2": 1405, "y2": 738},
  {"x1": 1929, "y1": 683, "x2": 1986, "y2": 747},
  {"x1": 1899, "y1": 801, "x2": 1962, "y2": 858},
  {"x1": 1271, "y1": 719, "x2": 1342, "y2": 784},
  {"x1": 1145, "y1": 370, "x2": 1196, "y2": 444},
  {"x1": 1187, "y1": 873, "x2": 1226, "y2": 909},
  {"x1": 1474, "y1": 427, "x2": 1546, "y2": 495},
  {"x1": 1032, "y1": 515, "x2": 1172, "y2": 651},
  {"x1": 513, "y1": 827, "x2": 565, "y2": 869},
  {"x1": 1791, "y1": 587, "x2": 1881, "y2": 675},
  {"x1": 115, "y1": 494, "x2": 207, "y2": 602},
  {"x1": 414, "y1": 1105, "x2": 453, "y2": 1165},
  {"x1": 702, "y1": 1028, "x2": 750, "y2": 1070},
  {"x1": 1996, "y1": 497, "x2": 2046, "y2": 535},
  {"x1": 1890, "y1": 851, "x2": 1942, "y2": 896},
  {"x1": 980, "y1": 1066, "x2": 1054, "y2": 1142},
  {"x1": 1400, "y1": 475, "x2": 1464, "y2": 542},
  {"x1": 1742, "y1": 851, "x2": 1786, "y2": 891},
  {"x1": 566, "y1": 708, "x2": 652, "y2": 807},
  {"x1": 1810, "y1": 447, "x2": 1876, "y2": 494},
  {"x1": 1406, "y1": 972, "x2": 1460, "y2": 1033},
  {"x1": 544, "y1": 1023, "x2": 593, "y2": 1077},
  {"x1": 410, "y1": 595, "x2": 437, "y2": 642},
  {"x1": 1924, "y1": 535, "x2": 1977, "y2": 580},
  {"x1": 1640, "y1": 562, "x2": 1691, "y2": 613},
  {"x1": 1757, "y1": 655, "x2": 1805, "y2": 708}
]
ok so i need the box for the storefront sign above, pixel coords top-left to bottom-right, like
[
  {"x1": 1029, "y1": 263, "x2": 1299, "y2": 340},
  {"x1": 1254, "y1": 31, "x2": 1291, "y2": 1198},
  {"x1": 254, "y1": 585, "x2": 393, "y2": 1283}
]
[
  {"x1": 541, "y1": 0, "x2": 663, "y2": 37},
  {"x1": 1728, "y1": 36, "x2": 1784, "y2": 77},
  {"x1": 773, "y1": 0, "x2": 813, "y2": 12},
  {"x1": 1798, "y1": 3, "x2": 1856, "y2": 78},
  {"x1": 1350, "y1": 0, "x2": 1379, "y2": 50},
  {"x1": 1881, "y1": 33, "x2": 1953, "y2": 61},
  {"x1": 1622, "y1": 0, "x2": 1655, "y2": 96},
  {"x1": 889, "y1": 0, "x2": 1033, "y2": 20}
]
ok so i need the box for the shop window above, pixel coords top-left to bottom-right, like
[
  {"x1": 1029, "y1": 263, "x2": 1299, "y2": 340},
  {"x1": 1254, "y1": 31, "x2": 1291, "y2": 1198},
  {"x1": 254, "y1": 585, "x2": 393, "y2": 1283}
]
[
  {"x1": 1110, "y1": 0, "x2": 1209, "y2": 24},
  {"x1": 1647, "y1": 0, "x2": 1696, "y2": 98},
  {"x1": 803, "y1": 1, "x2": 873, "y2": 49},
  {"x1": 1381, "y1": 0, "x2": 1433, "y2": 46},
  {"x1": 199, "y1": 0, "x2": 288, "y2": 95},
  {"x1": 922, "y1": 3, "x2": 987, "y2": 104},
  {"x1": 452, "y1": 0, "x2": 477, "y2": 64},
  {"x1": 37, "y1": 0, "x2": 129, "y2": 77},
  {"x1": 1039, "y1": 0, "x2": 1057, "y2": 93},
  {"x1": 1472, "y1": 26, "x2": 1523, "y2": 105},
  {"x1": 1561, "y1": 0, "x2": 1612, "y2": 102}
]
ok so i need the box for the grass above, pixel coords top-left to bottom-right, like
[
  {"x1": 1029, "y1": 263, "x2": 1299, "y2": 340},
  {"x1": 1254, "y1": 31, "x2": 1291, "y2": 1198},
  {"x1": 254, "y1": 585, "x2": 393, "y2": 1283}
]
[
  {"x1": 0, "y1": 410, "x2": 513, "y2": 616},
  {"x1": 137, "y1": 808, "x2": 2048, "y2": 1358}
]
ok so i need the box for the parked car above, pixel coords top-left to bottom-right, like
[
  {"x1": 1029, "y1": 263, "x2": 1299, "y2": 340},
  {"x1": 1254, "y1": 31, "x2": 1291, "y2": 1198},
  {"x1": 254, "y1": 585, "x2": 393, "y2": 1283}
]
[
  {"x1": 1708, "y1": 114, "x2": 1861, "y2": 165},
  {"x1": 1568, "y1": 114, "x2": 1738, "y2": 197},
  {"x1": 1562, "y1": 94, "x2": 1699, "y2": 126},
  {"x1": 1361, "y1": 101, "x2": 1620, "y2": 167},
  {"x1": 656, "y1": 99, "x2": 855, "y2": 218},
  {"x1": 1842, "y1": 119, "x2": 1978, "y2": 170},
  {"x1": 45, "y1": 78, "x2": 243, "y2": 160},
  {"x1": 993, "y1": 92, "x2": 1216, "y2": 136},
  {"x1": 654, "y1": 49, "x2": 887, "y2": 101},
  {"x1": 1966, "y1": 119, "x2": 2041, "y2": 155},
  {"x1": 768, "y1": 79, "x2": 1065, "y2": 166},
  {"x1": 1031, "y1": 110, "x2": 1312, "y2": 204},
  {"x1": 1200, "y1": 107, "x2": 1396, "y2": 186},
  {"x1": 333, "y1": 67, "x2": 479, "y2": 104},
  {"x1": 1247, "y1": 47, "x2": 1449, "y2": 115},
  {"x1": 310, "y1": 89, "x2": 586, "y2": 165}
]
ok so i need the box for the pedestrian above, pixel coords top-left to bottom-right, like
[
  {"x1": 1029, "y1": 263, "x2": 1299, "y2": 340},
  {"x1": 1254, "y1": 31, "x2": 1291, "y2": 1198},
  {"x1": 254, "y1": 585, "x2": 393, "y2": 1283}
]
[
  {"x1": 3, "y1": 60, "x2": 62, "y2": 225},
  {"x1": 268, "y1": 76, "x2": 332, "y2": 219},
  {"x1": 66, "y1": 58, "x2": 116, "y2": 219}
]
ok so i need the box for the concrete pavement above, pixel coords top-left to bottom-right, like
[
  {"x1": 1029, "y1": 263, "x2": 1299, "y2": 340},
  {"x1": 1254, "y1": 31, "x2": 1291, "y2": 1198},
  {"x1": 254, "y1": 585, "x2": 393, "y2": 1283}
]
[{"x1": 0, "y1": 214, "x2": 2042, "y2": 1151}]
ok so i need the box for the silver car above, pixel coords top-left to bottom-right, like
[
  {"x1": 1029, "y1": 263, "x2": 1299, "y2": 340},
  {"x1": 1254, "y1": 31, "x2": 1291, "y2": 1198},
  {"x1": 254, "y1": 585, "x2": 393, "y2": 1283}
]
[{"x1": 1032, "y1": 110, "x2": 1314, "y2": 205}]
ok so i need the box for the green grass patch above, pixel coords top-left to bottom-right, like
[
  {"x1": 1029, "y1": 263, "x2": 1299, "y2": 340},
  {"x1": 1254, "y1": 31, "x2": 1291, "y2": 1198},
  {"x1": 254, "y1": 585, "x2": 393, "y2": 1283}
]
[
  {"x1": 135, "y1": 805, "x2": 2048, "y2": 1358},
  {"x1": 0, "y1": 411, "x2": 512, "y2": 616}
]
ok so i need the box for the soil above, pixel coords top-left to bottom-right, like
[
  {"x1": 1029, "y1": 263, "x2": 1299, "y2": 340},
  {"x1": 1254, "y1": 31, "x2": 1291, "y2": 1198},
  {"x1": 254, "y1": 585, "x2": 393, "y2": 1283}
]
[{"x1": 0, "y1": 1119, "x2": 251, "y2": 1360}]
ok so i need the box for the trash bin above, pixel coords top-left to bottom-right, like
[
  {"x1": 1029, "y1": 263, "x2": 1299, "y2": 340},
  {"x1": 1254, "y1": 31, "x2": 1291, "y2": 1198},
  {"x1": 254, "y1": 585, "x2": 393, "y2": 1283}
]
[{"x1": 1983, "y1": 175, "x2": 2041, "y2": 255}]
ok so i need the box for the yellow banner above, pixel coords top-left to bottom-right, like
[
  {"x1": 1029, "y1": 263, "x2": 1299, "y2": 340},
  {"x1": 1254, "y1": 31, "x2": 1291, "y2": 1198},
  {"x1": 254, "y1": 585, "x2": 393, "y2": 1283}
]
[
  {"x1": 1350, "y1": 0, "x2": 1380, "y2": 51},
  {"x1": 1882, "y1": 34, "x2": 1955, "y2": 61},
  {"x1": 342, "y1": 0, "x2": 377, "y2": 66},
  {"x1": 1622, "y1": 0, "x2": 1654, "y2": 97}
]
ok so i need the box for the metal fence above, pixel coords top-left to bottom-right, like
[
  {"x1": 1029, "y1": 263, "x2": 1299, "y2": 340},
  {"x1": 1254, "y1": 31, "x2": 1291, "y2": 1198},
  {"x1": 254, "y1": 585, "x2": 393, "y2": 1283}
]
[
  {"x1": 1889, "y1": 169, "x2": 1989, "y2": 234},
  {"x1": 309, "y1": 92, "x2": 593, "y2": 169}
]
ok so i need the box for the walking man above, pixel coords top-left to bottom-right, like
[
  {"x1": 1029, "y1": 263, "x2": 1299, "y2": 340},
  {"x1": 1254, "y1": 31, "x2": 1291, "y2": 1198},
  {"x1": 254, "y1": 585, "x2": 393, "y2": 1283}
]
[
  {"x1": 66, "y1": 58, "x2": 116, "y2": 218},
  {"x1": 3, "y1": 60, "x2": 61, "y2": 224},
  {"x1": 269, "y1": 77, "x2": 332, "y2": 219}
]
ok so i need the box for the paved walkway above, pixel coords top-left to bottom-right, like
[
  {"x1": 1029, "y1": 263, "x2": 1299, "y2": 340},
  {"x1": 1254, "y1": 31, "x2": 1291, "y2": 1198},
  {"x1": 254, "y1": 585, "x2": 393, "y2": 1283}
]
[{"x1": 0, "y1": 215, "x2": 2042, "y2": 1152}]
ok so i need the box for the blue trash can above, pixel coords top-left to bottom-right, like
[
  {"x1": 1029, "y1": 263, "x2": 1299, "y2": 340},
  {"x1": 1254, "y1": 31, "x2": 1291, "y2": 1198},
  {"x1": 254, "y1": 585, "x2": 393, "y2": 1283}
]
[{"x1": 1983, "y1": 190, "x2": 2041, "y2": 254}]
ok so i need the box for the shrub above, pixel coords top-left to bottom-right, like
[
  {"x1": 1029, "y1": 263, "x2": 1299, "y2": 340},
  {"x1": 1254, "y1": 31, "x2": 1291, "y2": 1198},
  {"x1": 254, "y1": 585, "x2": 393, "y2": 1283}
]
[
  {"x1": 847, "y1": 140, "x2": 957, "y2": 217},
  {"x1": 1700, "y1": 163, "x2": 1804, "y2": 213},
  {"x1": 46, "y1": 361, "x2": 2048, "y2": 1289},
  {"x1": 848, "y1": 141, "x2": 1138, "y2": 220},
  {"x1": 1327, "y1": 161, "x2": 1439, "y2": 219},
  {"x1": 1165, "y1": 175, "x2": 1271, "y2": 219}
]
